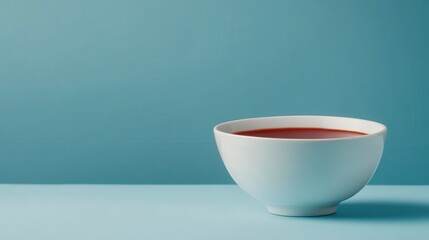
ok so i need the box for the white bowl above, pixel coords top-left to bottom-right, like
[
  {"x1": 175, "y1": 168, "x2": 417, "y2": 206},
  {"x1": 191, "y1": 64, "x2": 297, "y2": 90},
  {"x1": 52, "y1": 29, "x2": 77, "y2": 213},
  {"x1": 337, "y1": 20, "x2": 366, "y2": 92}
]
[{"x1": 214, "y1": 116, "x2": 387, "y2": 216}]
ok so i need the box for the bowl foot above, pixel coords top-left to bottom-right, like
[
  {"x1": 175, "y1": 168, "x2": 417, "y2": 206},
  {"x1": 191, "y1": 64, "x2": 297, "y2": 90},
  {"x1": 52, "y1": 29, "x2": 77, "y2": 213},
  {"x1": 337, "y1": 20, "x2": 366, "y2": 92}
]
[{"x1": 267, "y1": 204, "x2": 337, "y2": 217}]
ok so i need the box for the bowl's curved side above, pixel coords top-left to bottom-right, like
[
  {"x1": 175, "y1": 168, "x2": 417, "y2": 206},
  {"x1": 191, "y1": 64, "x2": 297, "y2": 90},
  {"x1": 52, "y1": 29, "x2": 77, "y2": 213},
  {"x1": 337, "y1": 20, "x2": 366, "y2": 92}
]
[{"x1": 214, "y1": 130, "x2": 386, "y2": 207}]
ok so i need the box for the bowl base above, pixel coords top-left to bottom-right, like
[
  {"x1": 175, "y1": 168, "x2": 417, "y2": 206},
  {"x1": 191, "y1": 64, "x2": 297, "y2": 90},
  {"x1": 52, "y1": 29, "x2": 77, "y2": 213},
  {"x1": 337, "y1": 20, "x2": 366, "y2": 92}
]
[{"x1": 267, "y1": 204, "x2": 337, "y2": 217}]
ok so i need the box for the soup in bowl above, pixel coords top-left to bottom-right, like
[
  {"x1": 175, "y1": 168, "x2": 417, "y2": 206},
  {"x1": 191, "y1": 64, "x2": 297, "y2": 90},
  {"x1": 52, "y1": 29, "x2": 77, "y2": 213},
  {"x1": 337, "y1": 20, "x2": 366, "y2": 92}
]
[{"x1": 214, "y1": 116, "x2": 387, "y2": 216}]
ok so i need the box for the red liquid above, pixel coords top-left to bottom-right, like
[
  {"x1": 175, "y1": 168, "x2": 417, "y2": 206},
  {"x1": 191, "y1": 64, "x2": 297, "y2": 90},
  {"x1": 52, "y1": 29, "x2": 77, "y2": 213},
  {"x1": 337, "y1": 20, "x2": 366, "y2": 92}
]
[{"x1": 234, "y1": 128, "x2": 367, "y2": 139}]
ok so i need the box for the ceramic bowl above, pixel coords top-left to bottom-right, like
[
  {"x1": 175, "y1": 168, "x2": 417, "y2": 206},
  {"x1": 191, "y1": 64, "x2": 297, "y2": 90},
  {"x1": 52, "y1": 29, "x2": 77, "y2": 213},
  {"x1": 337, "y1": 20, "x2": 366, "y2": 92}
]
[{"x1": 214, "y1": 116, "x2": 387, "y2": 216}]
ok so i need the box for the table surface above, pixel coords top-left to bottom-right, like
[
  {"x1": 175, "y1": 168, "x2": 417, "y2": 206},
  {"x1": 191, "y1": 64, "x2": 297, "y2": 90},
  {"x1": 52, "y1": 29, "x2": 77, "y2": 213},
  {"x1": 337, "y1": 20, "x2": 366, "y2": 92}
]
[{"x1": 0, "y1": 185, "x2": 428, "y2": 240}]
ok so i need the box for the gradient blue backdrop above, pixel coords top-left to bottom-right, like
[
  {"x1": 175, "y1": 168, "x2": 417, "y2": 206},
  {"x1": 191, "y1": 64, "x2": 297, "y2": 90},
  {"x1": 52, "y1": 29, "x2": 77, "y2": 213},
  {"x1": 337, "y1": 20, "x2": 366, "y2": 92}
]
[{"x1": 1, "y1": 0, "x2": 428, "y2": 184}]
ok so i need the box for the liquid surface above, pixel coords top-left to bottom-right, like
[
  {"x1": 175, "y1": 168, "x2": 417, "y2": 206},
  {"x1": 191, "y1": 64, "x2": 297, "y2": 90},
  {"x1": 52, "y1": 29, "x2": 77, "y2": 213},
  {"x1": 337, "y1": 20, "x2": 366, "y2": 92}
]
[{"x1": 234, "y1": 127, "x2": 367, "y2": 139}]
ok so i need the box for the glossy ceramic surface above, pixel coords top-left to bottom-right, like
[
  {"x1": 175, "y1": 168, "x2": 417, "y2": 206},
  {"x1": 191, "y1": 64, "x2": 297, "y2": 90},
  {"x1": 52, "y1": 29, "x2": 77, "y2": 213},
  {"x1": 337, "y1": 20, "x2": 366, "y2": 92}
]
[{"x1": 214, "y1": 116, "x2": 387, "y2": 216}]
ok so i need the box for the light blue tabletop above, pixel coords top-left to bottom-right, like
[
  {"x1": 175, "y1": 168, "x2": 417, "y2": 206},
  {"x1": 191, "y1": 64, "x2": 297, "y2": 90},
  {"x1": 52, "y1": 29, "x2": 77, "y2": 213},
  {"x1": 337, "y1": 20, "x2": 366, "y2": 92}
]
[{"x1": 0, "y1": 185, "x2": 428, "y2": 240}]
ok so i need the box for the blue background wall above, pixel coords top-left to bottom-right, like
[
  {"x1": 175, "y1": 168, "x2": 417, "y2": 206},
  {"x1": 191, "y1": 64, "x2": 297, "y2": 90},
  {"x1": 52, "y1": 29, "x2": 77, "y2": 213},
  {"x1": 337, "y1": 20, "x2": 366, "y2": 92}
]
[{"x1": 1, "y1": 0, "x2": 428, "y2": 184}]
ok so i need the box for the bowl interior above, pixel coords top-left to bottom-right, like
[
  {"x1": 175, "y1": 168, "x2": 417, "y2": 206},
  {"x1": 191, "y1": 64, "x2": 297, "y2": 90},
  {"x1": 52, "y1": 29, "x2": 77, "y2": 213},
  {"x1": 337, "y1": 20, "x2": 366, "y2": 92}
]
[{"x1": 215, "y1": 116, "x2": 386, "y2": 138}]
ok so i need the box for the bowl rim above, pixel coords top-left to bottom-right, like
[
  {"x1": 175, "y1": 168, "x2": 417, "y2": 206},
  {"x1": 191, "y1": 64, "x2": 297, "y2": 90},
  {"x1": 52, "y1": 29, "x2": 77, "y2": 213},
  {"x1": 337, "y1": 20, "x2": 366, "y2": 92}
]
[{"x1": 213, "y1": 115, "x2": 387, "y2": 142}]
